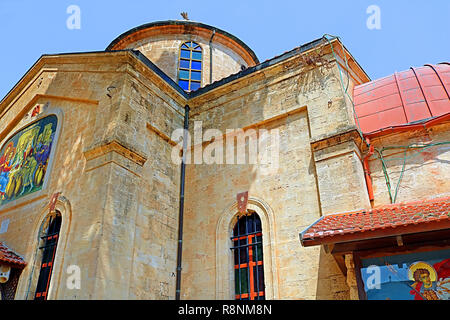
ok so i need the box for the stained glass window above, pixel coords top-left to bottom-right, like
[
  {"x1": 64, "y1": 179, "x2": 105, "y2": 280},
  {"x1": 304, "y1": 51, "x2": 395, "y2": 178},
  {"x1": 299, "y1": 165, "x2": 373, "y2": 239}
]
[
  {"x1": 178, "y1": 41, "x2": 202, "y2": 92},
  {"x1": 231, "y1": 212, "x2": 265, "y2": 300}
]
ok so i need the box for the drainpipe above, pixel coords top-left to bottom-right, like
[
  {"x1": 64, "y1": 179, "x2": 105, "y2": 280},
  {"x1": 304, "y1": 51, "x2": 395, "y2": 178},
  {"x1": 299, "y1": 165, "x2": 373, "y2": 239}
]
[
  {"x1": 209, "y1": 29, "x2": 216, "y2": 84},
  {"x1": 175, "y1": 104, "x2": 190, "y2": 300},
  {"x1": 363, "y1": 137, "x2": 375, "y2": 204}
]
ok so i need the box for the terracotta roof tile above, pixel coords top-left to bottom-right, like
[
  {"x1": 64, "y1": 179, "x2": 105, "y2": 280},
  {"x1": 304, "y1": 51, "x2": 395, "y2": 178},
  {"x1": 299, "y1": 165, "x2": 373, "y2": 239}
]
[
  {"x1": 0, "y1": 242, "x2": 26, "y2": 268},
  {"x1": 300, "y1": 196, "x2": 450, "y2": 246}
]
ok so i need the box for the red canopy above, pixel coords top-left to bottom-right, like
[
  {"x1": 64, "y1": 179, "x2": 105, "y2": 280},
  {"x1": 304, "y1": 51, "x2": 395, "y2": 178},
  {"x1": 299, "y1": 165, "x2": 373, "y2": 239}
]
[{"x1": 0, "y1": 242, "x2": 26, "y2": 268}]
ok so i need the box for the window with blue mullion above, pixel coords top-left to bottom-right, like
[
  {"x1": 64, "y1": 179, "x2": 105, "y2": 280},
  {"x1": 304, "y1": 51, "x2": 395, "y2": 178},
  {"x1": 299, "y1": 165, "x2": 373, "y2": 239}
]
[{"x1": 178, "y1": 41, "x2": 202, "y2": 92}]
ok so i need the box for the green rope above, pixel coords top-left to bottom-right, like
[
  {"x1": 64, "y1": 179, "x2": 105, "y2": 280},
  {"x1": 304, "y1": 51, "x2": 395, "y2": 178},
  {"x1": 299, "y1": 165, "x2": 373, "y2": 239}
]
[
  {"x1": 375, "y1": 148, "x2": 394, "y2": 203},
  {"x1": 393, "y1": 148, "x2": 408, "y2": 203},
  {"x1": 373, "y1": 141, "x2": 450, "y2": 203},
  {"x1": 381, "y1": 141, "x2": 450, "y2": 162}
]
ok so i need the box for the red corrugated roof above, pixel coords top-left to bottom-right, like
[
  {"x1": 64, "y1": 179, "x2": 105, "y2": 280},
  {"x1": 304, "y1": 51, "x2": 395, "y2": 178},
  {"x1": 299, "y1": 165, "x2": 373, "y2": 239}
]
[
  {"x1": 0, "y1": 242, "x2": 26, "y2": 268},
  {"x1": 300, "y1": 196, "x2": 450, "y2": 246},
  {"x1": 354, "y1": 63, "x2": 450, "y2": 136}
]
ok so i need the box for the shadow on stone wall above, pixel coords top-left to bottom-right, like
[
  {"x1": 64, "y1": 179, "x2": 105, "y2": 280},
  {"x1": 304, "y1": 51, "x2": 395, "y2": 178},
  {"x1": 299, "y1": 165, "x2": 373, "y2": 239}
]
[
  {"x1": 152, "y1": 50, "x2": 179, "y2": 82},
  {"x1": 315, "y1": 247, "x2": 349, "y2": 300}
]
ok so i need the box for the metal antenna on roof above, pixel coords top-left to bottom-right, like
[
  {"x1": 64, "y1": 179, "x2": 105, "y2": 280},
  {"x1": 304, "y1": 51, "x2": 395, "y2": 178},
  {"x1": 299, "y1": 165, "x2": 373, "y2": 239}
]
[{"x1": 181, "y1": 12, "x2": 189, "y2": 20}]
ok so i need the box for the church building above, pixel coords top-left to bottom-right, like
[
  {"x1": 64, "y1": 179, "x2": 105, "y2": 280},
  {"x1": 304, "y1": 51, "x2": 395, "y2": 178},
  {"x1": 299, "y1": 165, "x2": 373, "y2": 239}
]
[{"x1": 0, "y1": 19, "x2": 449, "y2": 300}]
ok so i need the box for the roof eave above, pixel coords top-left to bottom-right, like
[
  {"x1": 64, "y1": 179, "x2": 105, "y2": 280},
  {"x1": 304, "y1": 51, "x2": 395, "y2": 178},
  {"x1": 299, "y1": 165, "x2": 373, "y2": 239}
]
[
  {"x1": 0, "y1": 49, "x2": 189, "y2": 110},
  {"x1": 364, "y1": 112, "x2": 450, "y2": 138},
  {"x1": 189, "y1": 37, "x2": 329, "y2": 99},
  {"x1": 301, "y1": 218, "x2": 450, "y2": 247},
  {"x1": 299, "y1": 215, "x2": 325, "y2": 247}
]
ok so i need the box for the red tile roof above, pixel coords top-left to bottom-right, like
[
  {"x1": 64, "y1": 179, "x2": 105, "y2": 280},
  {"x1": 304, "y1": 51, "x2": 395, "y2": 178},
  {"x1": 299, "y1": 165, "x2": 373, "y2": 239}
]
[
  {"x1": 0, "y1": 242, "x2": 26, "y2": 268},
  {"x1": 300, "y1": 196, "x2": 450, "y2": 247},
  {"x1": 353, "y1": 63, "x2": 450, "y2": 137}
]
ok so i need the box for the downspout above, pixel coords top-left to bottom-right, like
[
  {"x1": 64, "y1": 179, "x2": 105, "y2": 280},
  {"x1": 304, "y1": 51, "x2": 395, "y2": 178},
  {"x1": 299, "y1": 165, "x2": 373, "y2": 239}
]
[
  {"x1": 175, "y1": 104, "x2": 190, "y2": 300},
  {"x1": 209, "y1": 29, "x2": 216, "y2": 84},
  {"x1": 363, "y1": 137, "x2": 375, "y2": 204}
]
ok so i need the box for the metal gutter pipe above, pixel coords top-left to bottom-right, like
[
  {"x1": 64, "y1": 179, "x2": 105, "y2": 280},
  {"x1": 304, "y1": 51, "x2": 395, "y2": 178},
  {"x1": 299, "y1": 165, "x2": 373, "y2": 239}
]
[
  {"x1": 175, "y1": 104, "x2": 190, "y2": 300},
  {"x1": 363, "y1": 137, "x2": 375, "y2": 203},
  {"x1": 209, "y1": 29, "x2": 216, "y2": 84}
]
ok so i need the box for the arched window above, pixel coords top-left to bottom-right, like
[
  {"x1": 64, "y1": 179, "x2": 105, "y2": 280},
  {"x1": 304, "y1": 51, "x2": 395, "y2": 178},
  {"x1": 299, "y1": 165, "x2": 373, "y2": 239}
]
[
  {"x1": 178, "y1": 41, "x2": 202, "y2": 92},
  {"x1": 231, "y1": 211, "x2": 265, "y2": 300},
  {"x1": 34, "y1": 212, "x2": 62, "y2": 300}
]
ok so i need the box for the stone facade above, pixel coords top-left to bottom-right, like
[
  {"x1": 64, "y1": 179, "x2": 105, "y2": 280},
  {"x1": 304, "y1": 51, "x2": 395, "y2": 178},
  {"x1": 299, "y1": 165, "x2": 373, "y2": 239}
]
[
  {"x1": 178, "y1": 38, "x2": 372, "y2": 299},
  {"x1": 0, "y1": 51, "x2": 185, "y2": 299},
  {"x1": 1, "y1": 21, "x2": 446, "y2": 301},
  {"x1": 368, "y1": 124, "x2": 450, "y2": 207}
]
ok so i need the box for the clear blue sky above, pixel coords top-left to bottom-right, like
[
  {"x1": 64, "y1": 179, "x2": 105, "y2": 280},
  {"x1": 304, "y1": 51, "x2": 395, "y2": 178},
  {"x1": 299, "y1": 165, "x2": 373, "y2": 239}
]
[{"x1": 0, "y1": 0, "x2": 449, "y2": 99}]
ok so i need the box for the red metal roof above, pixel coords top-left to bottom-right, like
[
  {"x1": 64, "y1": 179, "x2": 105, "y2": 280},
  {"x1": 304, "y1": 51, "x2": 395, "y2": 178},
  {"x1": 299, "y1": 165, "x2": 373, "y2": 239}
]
[
  {"x1": 0, "y1": 242, "x2": 26, "y2": 268},
  {"x1": 353, "y1": 63, "x2": 450, "y2": 136},
  {"x1": 300, "y1": 196, "x2": 450, "y2": 246}
]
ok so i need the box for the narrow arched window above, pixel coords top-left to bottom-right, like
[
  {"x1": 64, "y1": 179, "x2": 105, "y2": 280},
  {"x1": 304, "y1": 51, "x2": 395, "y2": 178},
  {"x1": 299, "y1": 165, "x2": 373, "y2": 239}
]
[
  {"x1": 34, "y1": 212, "x2": 62, "y2": 300},
  {"x1": 231, "y1": 212, "x2": 265, "y2": 300},
  {"x1": 178, "y1": 41, "x2": 202, "y2": 92}
]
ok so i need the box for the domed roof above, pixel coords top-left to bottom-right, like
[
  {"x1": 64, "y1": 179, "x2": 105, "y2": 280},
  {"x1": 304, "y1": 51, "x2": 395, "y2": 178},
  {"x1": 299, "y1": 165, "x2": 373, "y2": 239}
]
[
  {"x1": 354, "y1": 63, "x2": 450, "y2": 136},
  {"x1": 106, "y1": 20, "x2": 259, "y2": 66}
]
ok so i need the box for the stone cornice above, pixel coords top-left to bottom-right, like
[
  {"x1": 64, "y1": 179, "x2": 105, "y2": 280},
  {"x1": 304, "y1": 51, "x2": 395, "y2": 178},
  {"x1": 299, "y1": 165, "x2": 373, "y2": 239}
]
[
  {"x1": 1, "y1": 38, "x2": 370, "y2": 119},
  {"x1": 310, "y1": 128, "x2": 366, "y2": 153},
  {"x1": 188, "y1": 38, "x2": 370, "y2": 107},
  {"x1": 0, "y1": 50, "x2": 188, "y2": 117},
  {"x1": 83, "y1": 140, "x2": 147, "y2": 167}
]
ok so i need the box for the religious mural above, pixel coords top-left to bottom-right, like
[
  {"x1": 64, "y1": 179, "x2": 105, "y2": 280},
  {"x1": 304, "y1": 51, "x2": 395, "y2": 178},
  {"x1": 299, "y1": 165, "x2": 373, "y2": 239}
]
[
  {"x1": 361, "y1": 248, "x2": 450, "y2": 300},
  {"x1": 0, "y1": 115, "x2": 57, "y2": 206}
]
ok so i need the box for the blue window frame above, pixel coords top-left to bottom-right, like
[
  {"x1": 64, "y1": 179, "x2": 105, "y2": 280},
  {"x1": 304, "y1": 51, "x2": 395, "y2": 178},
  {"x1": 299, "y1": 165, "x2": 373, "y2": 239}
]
[{"x1": 178, "y1": 41, "x2": 202, "y2": 92}]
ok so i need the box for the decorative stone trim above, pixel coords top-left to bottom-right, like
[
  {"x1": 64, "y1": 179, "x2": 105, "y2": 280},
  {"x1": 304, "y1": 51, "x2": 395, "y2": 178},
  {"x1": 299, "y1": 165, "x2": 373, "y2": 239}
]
[
  {"x1": 146, "y1": 123, "x2": 177, "y2": 146},
  {"x1": 310, "y1": 128, "x2": 365, "y2": 153},
  {"x1": 83, "y1": 140, "x2": 147, "y2": 167},
  {"x1": 18, "y1": 195, "x2": 72, "y2": 300},
  {"x1": 215, "y1": 197, "x2": 279, "y2": 300}
]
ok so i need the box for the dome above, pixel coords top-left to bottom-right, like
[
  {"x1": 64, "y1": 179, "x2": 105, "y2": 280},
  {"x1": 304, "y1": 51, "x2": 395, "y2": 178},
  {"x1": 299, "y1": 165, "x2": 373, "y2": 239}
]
[{"x1": 106, "y1": 20, "x2": 259, "y2": 89}]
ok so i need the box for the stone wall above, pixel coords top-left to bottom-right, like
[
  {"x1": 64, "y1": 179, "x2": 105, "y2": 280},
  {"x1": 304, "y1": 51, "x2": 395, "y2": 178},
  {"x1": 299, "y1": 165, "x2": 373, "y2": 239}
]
[
  {"x1": 0, "y1": 40, "x2": 378, "y2": 301},
  {"x1": 181, "y1": 47, "x2": 365, "y2": 299},
  {"x1": 0, "y1": 51, "x2": 186, "y2": 299},
  {"x1": 368, "y1": 123, "x2": 450, "y2": 207}
]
